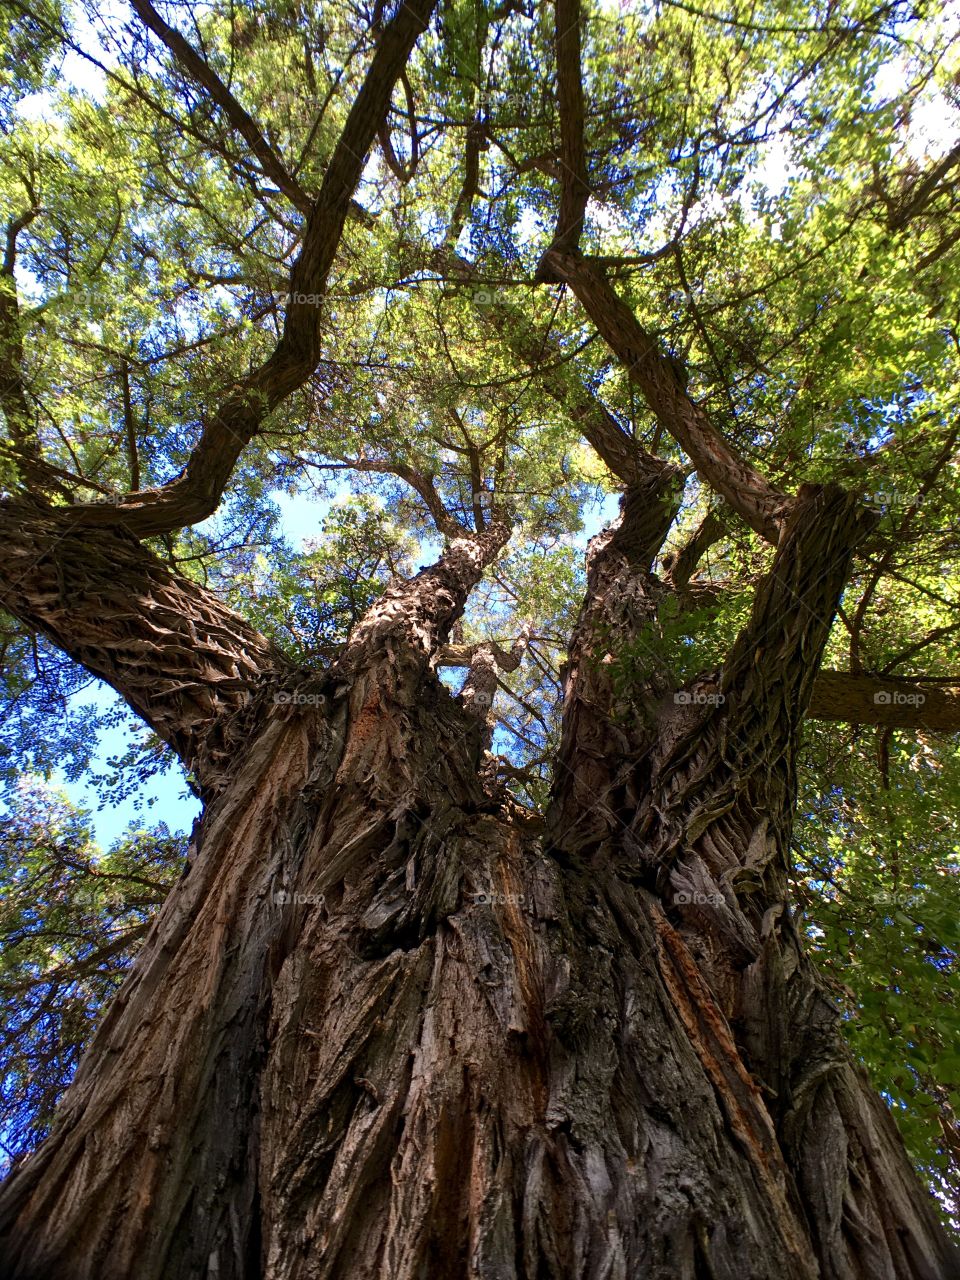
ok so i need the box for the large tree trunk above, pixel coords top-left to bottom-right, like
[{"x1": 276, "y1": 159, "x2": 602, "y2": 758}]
[{"x1": 0, "y1": 497, "x2": 956, "y2": 1279}]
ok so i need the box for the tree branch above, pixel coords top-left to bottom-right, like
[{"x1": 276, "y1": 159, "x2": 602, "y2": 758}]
[
  {"x1": 60, "y1": 0, "x2": 438, "y2": 537},
  {"x1": 667, "y1": 508, "x2": 728, "y2": 589},
  {"x1": 0, "y1": 209, "x2": 57, "y2": 495},
  {"x1": 807, "y1": 672, "x2": 960, "y2": 732},
  {"x1": 423, "y1": 244, "x2": 659, "y2": 486},
  {"x1": 547, "y1": 0, "x2": 590, "y2": 256},
  {"x1": 129, "y1": 0, "x2": 313, "y2": 215},
  {"x1": 540, "y1": 252, "x2": 790, "y2": 543},
  {"x1": 531, "y1": 0, "x2": 788, "y2": 542},
  {"x1": 0, "y1": 500, "x2": 286, "y2": 794},
  {"x1": 345, "y1": 457, "x2": 465, "y2": 538}
]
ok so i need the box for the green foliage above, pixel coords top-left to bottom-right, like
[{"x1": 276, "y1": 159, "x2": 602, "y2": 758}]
[
  {"x1": 219, "y1": 493, "x2": 420, "y2": 659},
  {"x1": 0, "y1": 782, "x2": 184, "y2": 1167},
  {"x1": 795, "y1": 729, "x2": 960, "y2": 1224},
  {"x1": 0, "y1": 0, "x2": 62, "y2": 127}
]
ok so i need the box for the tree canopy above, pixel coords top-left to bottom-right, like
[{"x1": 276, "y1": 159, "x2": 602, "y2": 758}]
[{"x1": 0, "y1": 0, "x2": 958, "y2": 1233}]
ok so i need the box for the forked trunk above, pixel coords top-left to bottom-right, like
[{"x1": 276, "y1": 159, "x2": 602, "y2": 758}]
[{"x1": 0, "y1": 502, "x2": 955, "y2": 1279}]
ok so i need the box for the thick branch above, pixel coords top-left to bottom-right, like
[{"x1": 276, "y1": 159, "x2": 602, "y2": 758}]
[
  {"x1": 531, "y1": 0, "x2": 785, "y2": 540},
  {"x1": 807, "y1": 671, "x2": 960, "y2": 731},
  {"x1": 534, "y1": 0, "x2": 785, "y2": 534},
  {"x1": 540, "y1": 251, "x2": 789, "y2": 542},
  {"x1": 129, "y1": 0, "x2": 312, "y2": 214},
  {"x1": 0, "y1": 499, "x2": 285, "y2": 792},
  {"x1": 718, "y1": 484, "x2": 877, "y2": 750},
  {"x1": 63, "y1": 0, "x2": 438, "y2": 537},
  {"x1": 447, "y1": 118, "x2": 483, "y2": 246},
  {"x1": 347, "y1": 457, "x2": 465, "y2": 538},
  {"x1": 0, "y1": 211, "x2": 54, "y2": 494},
  {"x1": 548, "y1": 0, "x2": 590, "y2": 255},
  {"x1": 341, "y1": 521, "x2": 511, "y2": 676},
  {"x1": 438, "y1": 634, "x2": 528, "y2": 673},
  {"x1": 887, "y1": 138, "x2": 960, "y2": 231},
  {"x1": 547, "y1": 460, "x2": 684, "y2": 841}
]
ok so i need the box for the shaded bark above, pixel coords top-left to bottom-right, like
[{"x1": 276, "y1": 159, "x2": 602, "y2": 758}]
[
  {"x1": 1, "y1": 497, "x2": 955, "y2": 1279},
  {"x1": 0, "y1": 212, "x2": 59, "y2": 497},
  {"x1": 0, "y1": 498, "x2": 284, "y2": 794},
  {"x1": 808, "y1": 671, "x2": 960, "y2": 731},
  {"x1": 0, "y1": 524, "x2": 509, "y2": 1279},
  {"x1": 547, "y1": 0, "x2": 590, "y2": 257},
  {"x1": 542, "y1": 480, "x2": 955, "y2": 1278}
]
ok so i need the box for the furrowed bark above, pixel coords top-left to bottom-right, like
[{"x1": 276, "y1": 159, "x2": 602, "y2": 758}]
[
  {"x1": 531, "y1": 465, "x2": 828, "y2": 1277},
  {"x1": 547, "y1": 456, "x2": 684, "y2": 842},
  {"x1": 0, "y1": 498, "x2": 284, "y2": 793},
  {"x1": 0, "y1": 213, "x2": 58, "y2": 496},
  {"x1": 0, "y1": 705, "x2": 319, "y2": 1279},
  {"x1": 0, "y1": 524, "x2": 510, "y2": 1280},
  {"x1": 546, "y1": 481, "x2": 955, "y2": 1277},
  {"x1": 2, "y1": 487, "x2": 955, "y2": 1277}
]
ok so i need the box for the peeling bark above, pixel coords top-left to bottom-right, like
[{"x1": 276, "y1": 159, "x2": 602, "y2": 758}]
[{"x1": 0, "y1": 497, "x2": 955, "y2": 1279}]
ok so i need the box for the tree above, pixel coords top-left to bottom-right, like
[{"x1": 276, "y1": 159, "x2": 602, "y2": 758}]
[{"x1": 0, "y1": 0, "x2": 958, "y2": 1272}]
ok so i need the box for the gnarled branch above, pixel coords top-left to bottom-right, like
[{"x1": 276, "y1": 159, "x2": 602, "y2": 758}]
[
  {"x1": 59, "y1": 0, "x2": 438, "y2": 538},
  {"x1": 0, "y1": 499, "x2": 286, "y2": 793}
]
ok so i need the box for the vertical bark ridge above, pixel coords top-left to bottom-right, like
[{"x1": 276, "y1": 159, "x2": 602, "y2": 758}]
[
  {"x1": 546, "y1": 461, "x2": 684, "y2": 845},
  {"x1": 544, "y1": 481, "x2": 955, "y2": 1278},
  {"x1": 2, "y1": 502, "x2": 955, "y2": 1277},
  {"x1": 0, "y1": 525, "x2": 512, "y2": 1279},
  {"x1": 0, "y1": 708, "x2": 328, "y2": 1279}
]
